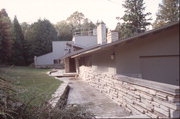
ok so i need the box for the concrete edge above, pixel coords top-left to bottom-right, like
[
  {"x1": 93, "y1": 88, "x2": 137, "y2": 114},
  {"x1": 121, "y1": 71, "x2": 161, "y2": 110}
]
[
  {"x1": 95, "y1": 114, "x2": 150, "y2": 118},
  {"x1": 48, "y1": 80, "x2": 69, "y2": 108},
  {"x1": 47, "y1": 70, "x2": 70, "y2": 108}
]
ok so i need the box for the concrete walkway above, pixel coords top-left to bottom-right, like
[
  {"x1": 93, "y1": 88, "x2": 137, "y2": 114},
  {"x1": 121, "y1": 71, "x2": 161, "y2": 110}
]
[{"x1": 67, "y1": 79, "x2": 131, "y2": 118}]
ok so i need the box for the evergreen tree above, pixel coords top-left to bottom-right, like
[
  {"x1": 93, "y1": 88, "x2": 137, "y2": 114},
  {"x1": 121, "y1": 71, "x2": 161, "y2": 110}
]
[
  {"x1": 153, "y1": 0, "x2": 179, "y2": 28},
  {"x1": 0, "y1": 9, "x2": 13, "y2": 64},
  {"x1": 12, "y1": 16, "x2": 26, "y2": 65},
  {"x1": 117, "y1": 0, "x2": 151, "y2": 39},
  {"x1": 21, "y1": 22, "x2": 29, "y2": 35}
]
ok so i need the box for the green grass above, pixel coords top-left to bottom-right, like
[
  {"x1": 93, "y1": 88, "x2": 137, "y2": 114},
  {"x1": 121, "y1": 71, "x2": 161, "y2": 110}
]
[{"x1": 0, "y1": 66, "x2": 62, "y2": 105}]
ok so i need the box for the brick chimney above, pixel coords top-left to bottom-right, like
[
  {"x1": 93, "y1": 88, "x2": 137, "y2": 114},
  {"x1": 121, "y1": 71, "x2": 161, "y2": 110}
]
[{"x1": 97, "y1": 23, "x2": 106, "y2": 44}]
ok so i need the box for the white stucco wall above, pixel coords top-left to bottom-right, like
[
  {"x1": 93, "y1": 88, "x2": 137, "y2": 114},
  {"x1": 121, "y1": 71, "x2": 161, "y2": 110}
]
[
  {"x1": 72, "y1": 36, "x2": 97, "y2": 48},
  {"x1": 35, "y1": 41, "x2": 72, "y2": 65},
  {"x1": 35, "y1": 52, "x2": 54, "y2": 65}
]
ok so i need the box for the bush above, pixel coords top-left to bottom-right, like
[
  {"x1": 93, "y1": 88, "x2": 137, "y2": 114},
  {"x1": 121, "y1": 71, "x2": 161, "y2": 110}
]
[{"x1": 0, "y1": 77, "x2": 22, "y2": 119}]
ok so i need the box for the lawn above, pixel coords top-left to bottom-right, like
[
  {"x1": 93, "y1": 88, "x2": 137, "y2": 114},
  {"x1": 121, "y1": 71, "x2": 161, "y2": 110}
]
[{"x1": 0, "y1": 66, "x2": 62, "y2": 105}]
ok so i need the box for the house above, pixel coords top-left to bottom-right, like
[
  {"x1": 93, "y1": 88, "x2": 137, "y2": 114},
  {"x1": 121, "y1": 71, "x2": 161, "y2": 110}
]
[
  {"x1": 62, "y1": 22, "x2": 180, "y2": 118},
  {"x1": 34, "y1": 28, "x2": 97, "y2": 68}
]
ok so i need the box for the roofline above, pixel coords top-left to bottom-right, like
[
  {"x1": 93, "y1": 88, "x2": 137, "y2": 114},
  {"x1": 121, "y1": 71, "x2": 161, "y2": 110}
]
[
  {"x1": 52, "y1": 41, "x2": 72, "y2": 42},
  {"x1": 71, "y1": 47, "x2": 101, "y2": 58},
  {"x1": 66, "y1": 42, "x2": 84, "y2": 49},
  {"x1": 62, "y1": 22, "x2": 179, "y2": 59}
]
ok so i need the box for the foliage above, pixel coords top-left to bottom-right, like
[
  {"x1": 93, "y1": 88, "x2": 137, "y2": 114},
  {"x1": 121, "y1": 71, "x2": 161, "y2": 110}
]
[
  {"x1": 81, "y1": 18, "x2": 96, "y2": 30},
  {"x1": 12, "y1": 16, "x2": 26, "y2": 65},
  {"x1": 0, "y1": 76, "x2": 21, "y2": 119},
  {"x1": 0, "y1": 9, "x2": 13, "y2": 64},
  {"x1": 24, "y1": 19, "x2": 58, "y2": 63},
  {"x1": 55, "y1": 20, "x2": 73, "y2": 41},
  {"x1": 67, "y1": 11, "x2": 85, "y2": 29},
  {"x1": 0, "y1": 9, "x2": 96, "y2": 65},
  {"x1": 116, "y1": 0, "x2": 151, "y2": 39},
  {"x1": 21, "y1": 22, "x2": 29, "y2": 36},
  {"x1": 55, "y1": 11, "x2": 96, "y2": 41},
  {"x1": 153, "y1": 0, "x2": 179, "y2": 28}
]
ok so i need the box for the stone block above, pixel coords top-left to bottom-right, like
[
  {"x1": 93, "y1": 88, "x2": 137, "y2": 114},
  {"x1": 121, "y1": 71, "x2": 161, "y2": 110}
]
[
  {"x1": 117, "y1": 87, "x2": 127, "y2": 94},
  {"x1": 156, "y1": 91, "x2": 168, "y2": 99},
  {"x1": 127, "y1": 91, "x2": 141, "y2": 99},
  {"x1": 146, "y1": 111, "x2": 158, "y2": 118},
  {"x1": 135, "y1": 100, "x2": 153, "y2": 112},
  {"x1": 111, "y1": 93, "x2": 118, "y2": 98},
  {"x1": 154, "y1": 106, "x2": 170, "y2": 117},
  {"x1": 151, "y1": 101, "x2": 160, "y2": 108},
  {"x1": 168, "y1": 95, "x2": 180, "y2": 103},
  {"x1": 131, "y1": 104, "x2": 146, "y2": 114},
  {"x1": 123, "y1": 96, "x2": 132, "y2": 104},
  {"x1": 160, "y1": 104, "x2": 170, "y2": 112},
  {"x1": 153, "y1": 97, "x2": 180, "y2": 110},
  {"x1": 139, "y1": 92, "x2": 153, "y2": 101},
  {"x1": 129, "y1": 86, "x2": 136, "y2": 91},
  {"x1": 134, "y1": 85, "x2": 156, "y2": 95},
  {"x1": 126, "y1": 104, "x2": 142, "y2": 115}
]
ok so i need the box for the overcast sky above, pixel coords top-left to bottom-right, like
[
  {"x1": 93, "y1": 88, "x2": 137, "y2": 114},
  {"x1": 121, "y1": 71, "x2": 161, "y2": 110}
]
[{"x1": 0, "y1": 0, "x2": 162, "y2": 29}]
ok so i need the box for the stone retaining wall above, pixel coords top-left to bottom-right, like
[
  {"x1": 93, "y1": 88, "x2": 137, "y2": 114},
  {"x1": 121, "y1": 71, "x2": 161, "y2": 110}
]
[{"x1": 79, "y1": 66, "x2": 180, "y2": 118}]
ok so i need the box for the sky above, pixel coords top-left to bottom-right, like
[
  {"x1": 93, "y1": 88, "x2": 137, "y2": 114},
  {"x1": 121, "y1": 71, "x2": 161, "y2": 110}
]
[{"x1": 0, "y1": 0, "x2": 162, "y2": 29}]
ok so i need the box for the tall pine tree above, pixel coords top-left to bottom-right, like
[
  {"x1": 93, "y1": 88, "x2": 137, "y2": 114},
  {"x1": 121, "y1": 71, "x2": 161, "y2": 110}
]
[
  {"x1": 12, "y1": 16, "x2": 26, "y2": 65},
  {"x1": 117, "y1": 0, "x2": 151, "y2": 39},
  {"x1": 153, "y1": 0, "x2": 179, "y2": 28},
  {"x1": 0, "y1": 9, "x2": 13, "y2": 64}
]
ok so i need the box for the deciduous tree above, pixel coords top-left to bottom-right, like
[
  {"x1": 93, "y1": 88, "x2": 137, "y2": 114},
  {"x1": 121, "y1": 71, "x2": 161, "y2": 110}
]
[
  {"x1": 25, "y1": 19, "x2": 58, "y2": 63},
  {"x1": 67, "y1": 11, "x2": 85, "y2": 29},
  {"x1": 55, "y1": 21, "x2": 73, "y2": 41}
]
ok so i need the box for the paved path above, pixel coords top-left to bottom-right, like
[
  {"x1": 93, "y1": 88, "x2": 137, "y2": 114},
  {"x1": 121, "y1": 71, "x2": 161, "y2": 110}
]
[{"x1": 67, "y1": 79, "x2": 131, "y2": 118}]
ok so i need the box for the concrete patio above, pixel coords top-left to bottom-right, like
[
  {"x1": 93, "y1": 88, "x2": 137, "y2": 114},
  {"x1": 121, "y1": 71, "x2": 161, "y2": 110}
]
[
  {"x1": 49, "y1": 70, "x2": 150, "y2": 118},
  {"x1": 67, "y1": 79, "x2": 131, "y2": 118}
]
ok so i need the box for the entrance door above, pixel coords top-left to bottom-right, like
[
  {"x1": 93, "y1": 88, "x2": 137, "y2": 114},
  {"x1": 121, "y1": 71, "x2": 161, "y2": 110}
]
[{"x1": 69, "y1": 58, "x2": 76, "y2": 72}]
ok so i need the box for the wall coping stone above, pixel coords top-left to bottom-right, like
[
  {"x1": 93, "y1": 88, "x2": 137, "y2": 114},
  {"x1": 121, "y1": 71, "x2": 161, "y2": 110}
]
[{"x1": 114, "y1": 74, "x2": 179, "y2": 95}]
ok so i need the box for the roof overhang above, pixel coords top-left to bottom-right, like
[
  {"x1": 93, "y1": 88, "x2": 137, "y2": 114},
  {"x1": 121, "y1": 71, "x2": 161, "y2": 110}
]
[{"x1": 61, "y1": 22, "x2": 179, "y2": 59}]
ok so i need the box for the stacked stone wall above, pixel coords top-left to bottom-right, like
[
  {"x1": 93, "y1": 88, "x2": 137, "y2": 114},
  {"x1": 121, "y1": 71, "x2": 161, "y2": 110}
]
[{"x1": 79, "y1": 66, "x2": 180, "y2": 118}]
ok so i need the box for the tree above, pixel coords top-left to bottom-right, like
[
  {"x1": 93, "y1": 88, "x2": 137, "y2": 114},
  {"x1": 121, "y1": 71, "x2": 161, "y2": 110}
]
[
  {"x1": 117, "y1": 0, "x2": 151, "y2": 39},
  {"x1": 81, "y1": 18, "x2": 96, "y2": 30},
  {"x1": 12, "y1": 16, "x2": 26, "y2": 65},
  {"x1": 56, "y1": 12, "x2": 96, "y2": 41},
  {"x1": 0, "y1": 9, "x2": 13, "y2": 64},
  {"x1": 55, "y1": 20, "x2": 73, "y2": 41},
  {"x1": 21, "y1": 22, "x2": 30, "y2": 35},
  {"x1": 25, "y1": 19, "x2": 58, "y2": 64},
  {"x1": 153, "y1": 0, "x2": 179, "y2": 28},
  {"x1": 67, "y1": 11, "x2": 85, "y2": 29}
]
